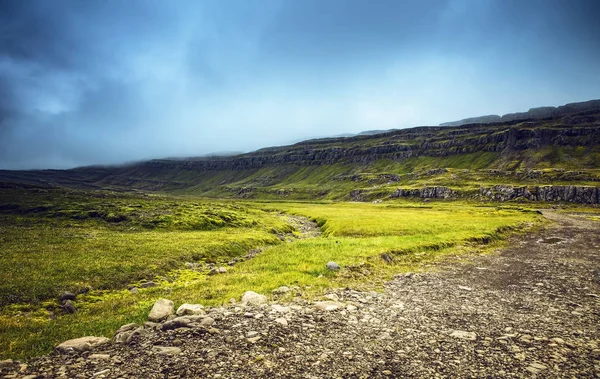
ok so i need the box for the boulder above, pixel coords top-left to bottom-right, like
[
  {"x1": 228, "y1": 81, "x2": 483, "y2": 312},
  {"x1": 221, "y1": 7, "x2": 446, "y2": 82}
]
[
  {"x1": 449, "y1": 330, "x2": 477, "y2": 341},
  {"x1": 59, "y1": 291, "x2": 76, "y2": 301},
  {"x1": 56, "y1": 336, "x2": 110, "y2": 353},
  {"x1": 200, "y1": 316, "x2": 215, "y2": 327},
  {"x1": 326, "y1": 262, "x2": 341, "y2": 271},
  {"x1": 113, "y1": 323, "x2": 143, "y2": 344},
  {"x1": 176, "y1": 303, "x2": 205, "y2": 316},
  {"x1": 314, "y1": 301, "x2": 344, "y2": 311},
  {"x1": 161, "y1": 318, "x2": 192, "y2": 331},
  {"x1": 241, "y1": 291, "x2": 268, "y2": 306},
  {"x1": 148, "y1": 299, "x2": 174, "y2": 322},
  {"x1": 88, "y1": 354, "x2": 110, "y2": 360},
  {"x1": 152, "y1": 346, "x2": 182, "y2": 356},
  {"x1": 140, "y1": 281, "x2": 158, "y2": 288},
  {"x1": 61, "y1": 300, "x2": 76, "y2": 314}
]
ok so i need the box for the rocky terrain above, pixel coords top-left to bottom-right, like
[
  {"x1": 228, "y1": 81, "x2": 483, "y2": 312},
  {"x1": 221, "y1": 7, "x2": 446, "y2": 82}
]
[
  {"x1": 2, "y1": 211, "x2": 598, "y2": 378},
  {"x1": 388, "y1": 185, "x2": 600, "y2": 204}
]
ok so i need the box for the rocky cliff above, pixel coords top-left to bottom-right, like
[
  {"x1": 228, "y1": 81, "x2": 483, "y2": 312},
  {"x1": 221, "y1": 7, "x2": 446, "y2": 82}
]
[
  {"x1": 441, "y1": 99, "x2": 600, "y2": 127},
  {"x1": 389, "y1": 185, "x2": 599, "y2": 204}
]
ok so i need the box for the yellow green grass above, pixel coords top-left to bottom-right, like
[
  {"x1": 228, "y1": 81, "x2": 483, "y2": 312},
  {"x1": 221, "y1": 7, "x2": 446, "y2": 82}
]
[{"x1": 0, "y1": 189, "x2": 542, "y2": 359}]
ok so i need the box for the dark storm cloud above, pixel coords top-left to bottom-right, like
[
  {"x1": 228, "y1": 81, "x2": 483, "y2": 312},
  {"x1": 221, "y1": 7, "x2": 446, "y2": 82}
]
[{"x1": 0, "y1": 0, "x2": 599, "y2": 169}]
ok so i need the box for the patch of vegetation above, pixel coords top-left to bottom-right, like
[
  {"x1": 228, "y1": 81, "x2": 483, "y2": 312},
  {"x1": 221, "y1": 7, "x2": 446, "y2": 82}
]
[
  {"x1": 0, "y1": 189, "x2": 543, "y2": 359},
  {"x1": 0, "y1": 188, "x2": 293, "y2": 307}
]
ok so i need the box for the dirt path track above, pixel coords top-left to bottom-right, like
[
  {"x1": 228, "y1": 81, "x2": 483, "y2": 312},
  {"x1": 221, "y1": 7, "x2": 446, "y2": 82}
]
[{"x1": 6, "y1": 211, "x2": 600, "y2": 378}]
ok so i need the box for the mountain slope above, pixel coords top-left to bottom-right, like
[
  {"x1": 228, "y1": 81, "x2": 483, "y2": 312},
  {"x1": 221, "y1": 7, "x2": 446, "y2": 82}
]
[{"x1": 1, "y1": 101, "x2": 600, "y2": 202}]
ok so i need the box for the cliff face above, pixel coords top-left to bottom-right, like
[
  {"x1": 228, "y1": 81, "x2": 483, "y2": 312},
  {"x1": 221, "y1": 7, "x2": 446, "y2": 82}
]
[
  {"x1": 441, "y1": 99, "x2": 600, "y2": 127},
  {"x1": 389, "y1": 185, "x2": 600, "y2": 204}
]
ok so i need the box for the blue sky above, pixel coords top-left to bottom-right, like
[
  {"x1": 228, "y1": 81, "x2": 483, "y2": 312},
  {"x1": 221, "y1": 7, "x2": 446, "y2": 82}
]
[{"x1": 1, "y1": 0, "x2": 599, "y2": 169}]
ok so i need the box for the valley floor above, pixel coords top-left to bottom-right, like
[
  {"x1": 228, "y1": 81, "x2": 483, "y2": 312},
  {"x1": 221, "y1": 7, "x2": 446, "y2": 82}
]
[{"x1": 5, "y1": 211, "x2": 599, "y2": 378}]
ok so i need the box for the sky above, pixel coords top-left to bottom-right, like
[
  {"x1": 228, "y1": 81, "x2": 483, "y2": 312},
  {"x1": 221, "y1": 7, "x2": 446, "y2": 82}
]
[{"x1": 1, "y1": 0, "x2": 599, "y2": 169}]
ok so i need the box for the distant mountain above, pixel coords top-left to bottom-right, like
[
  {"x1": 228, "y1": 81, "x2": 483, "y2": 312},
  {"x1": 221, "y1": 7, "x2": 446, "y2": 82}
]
[
  {"x1": 441, "y1": 99, "x2": 600, "y2": 126},
  {"x1": 1, "y1": 99, "x2": 599, "y2": 202}
]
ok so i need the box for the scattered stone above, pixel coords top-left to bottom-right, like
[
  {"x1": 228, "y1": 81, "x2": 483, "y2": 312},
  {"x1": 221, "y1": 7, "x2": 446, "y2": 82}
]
[
  {"x1": 176, "y1": 303, "x2": 205, "y2": 316},
  {"x1": 246, "y1": 331, "x2": 259, "y2": 338},
  {"x1": 550, "y1": 337, "x2": 565, "y2": 344},
  {"x1": 153, "y1": 346, "x2": 182, "y2": 356},
  {"x1": 59, "y1": 291, "x2": 76, "y2": 301},
  {"x1": 140, "y1": 281, "x2": 158, "y2": 288},
  {"x1": 526, "y1": 363, "x2": 548, "y2": 374},
  {"x1": 274, "y1": 317, "x2": 288, "y2": 326},
  {"x1": 129, "y1": 287, "x2": 139, "y2": 294},
  {"x1": 324, "y1": 293, "x2": 340, "y2": 301},
  {"x1": 458, "y1": 285, "x2": 473, "y2": 291},
  {"x1": 315, "y1": 301, "x2": 344, "y2": 311},
  {"x1": 241, "y1": 291, "x2": 268, "y2": 306},
  {"x1": 162, "y1": 318, "x2": 192, "y2": 331},
  {"x1": 217, "y1": 267, "x2": 227, "y2": 273},
  {"x1": 273, "y1": 286, "x2": 291, "y2": 294},
  {"x1": 148, "y1": 298, "x2": 174, "y2": 322},
  {"x1": 247, "y1": 336, "x2": 261, "y2": 343},
  {"x1": 326, "y1": 261, "x2": 341, "y2": 271},
  {"x1": 200, "y1": 317, "x2": 215, "y2": 327},
  {"x1": 0, "y1": 359, "x2": 13, "y2": 367},
  {"x1": 88, "y1": 354, "x2": 110, "y2": 360},
  {"x1": 92, "y1": 369, "x2": 110, "y2": 377},
  {"x1": 61, "y1": 300, "x2": 76, "y2": 314},
  {"x1": 56, "y1": 336, "x2": 110, "y2": 353},
  {"x1": 448, "y1": 330, "x2": 477, "y2": 341},
  {"x1": 113, "y1": 323, "x2": 142, "y2": 344}
]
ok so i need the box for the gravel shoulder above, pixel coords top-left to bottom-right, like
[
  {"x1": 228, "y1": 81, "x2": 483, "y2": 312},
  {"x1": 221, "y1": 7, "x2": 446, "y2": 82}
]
[{"x1": 2, "y1": 210, "x2": 599, "y2": 378}]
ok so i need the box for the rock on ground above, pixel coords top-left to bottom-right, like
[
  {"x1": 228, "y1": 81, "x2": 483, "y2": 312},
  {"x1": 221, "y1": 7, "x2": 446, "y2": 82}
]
[
  {"x1": 176, "y1": 303, "x2": 205, "y2": 316},
  {"x1": 326, "y1": 261, "x2": 341, "y2": 270},
  {"x1": 148, "y1": 299, "x2": 174, "y2": 322},
  {"x1": 241, "y1": 291, "x2": 268, "y2": 306},
  {"x1": 55, "y1": 336, "x2": 109, "y2": 353}
]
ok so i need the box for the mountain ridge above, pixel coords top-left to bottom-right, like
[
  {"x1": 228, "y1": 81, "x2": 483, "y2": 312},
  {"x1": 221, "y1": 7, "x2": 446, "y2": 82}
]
[
  {"x1": 440, "y1": 99, "x2": 600, "y2": 126},
  {"x1": 0, "y1": 99, "x2": 599, "y2": 202}
]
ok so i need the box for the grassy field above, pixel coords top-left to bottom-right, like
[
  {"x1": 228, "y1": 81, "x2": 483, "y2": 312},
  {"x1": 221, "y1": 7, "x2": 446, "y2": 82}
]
[{"x1": 0, "y1": 187, "x2": 544, "y2": 359}]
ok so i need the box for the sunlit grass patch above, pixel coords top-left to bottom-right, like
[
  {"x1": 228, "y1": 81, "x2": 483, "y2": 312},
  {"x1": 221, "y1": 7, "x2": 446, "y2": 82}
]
[{"x1": 0, "y1": 190, "x2": 543, "y2": 359}]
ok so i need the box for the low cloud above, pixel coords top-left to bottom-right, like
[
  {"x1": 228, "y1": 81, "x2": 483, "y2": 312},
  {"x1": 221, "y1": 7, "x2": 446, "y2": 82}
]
[{"x1": 0, "y1": 0, "x2": 599, "y2": 169}]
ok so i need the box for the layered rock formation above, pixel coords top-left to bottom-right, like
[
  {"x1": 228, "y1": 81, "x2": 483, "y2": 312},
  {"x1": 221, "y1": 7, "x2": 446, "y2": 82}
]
[
  {"x1": 389, "y1": 185, "x2": 600, "y2": 204},
  {"x1": 441, "y1": 99, "x2": 600, "y2": 127}
]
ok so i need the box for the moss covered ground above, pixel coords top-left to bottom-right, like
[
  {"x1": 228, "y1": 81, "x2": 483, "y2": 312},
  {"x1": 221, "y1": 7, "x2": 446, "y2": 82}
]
[{"x1": 0, "y1": 187, "x2": 555, "y2": 359}]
